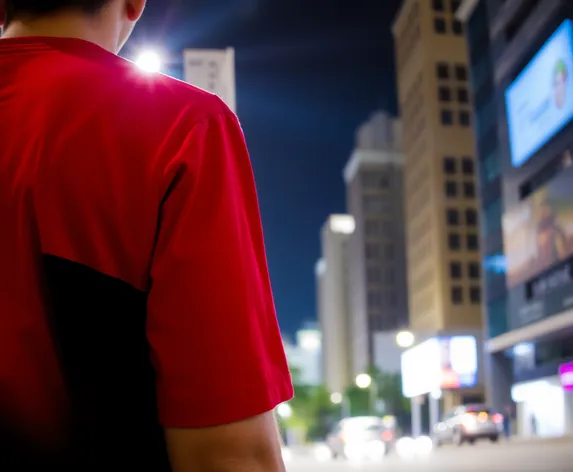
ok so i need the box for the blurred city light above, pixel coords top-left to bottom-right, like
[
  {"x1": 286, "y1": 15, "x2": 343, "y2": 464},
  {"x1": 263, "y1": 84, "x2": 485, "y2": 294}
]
[
  {"x1": 431, "y1": 389, "x2": 443, "y2": 400},
  {"x1": 281, "y1": 447, "x2": 293, "y2": 463},
  {"x1": 135, "y1": 50, "x2": 162, "y2": 72},
  {"x1": 396, "y1": 330, "x2": 415, "y2": 348},
  {"x1": 313, "y1": 443, "x2": 332, "y2": 462},
  {"x1": 415, "y1": 435, "x2": 434, "y2": 455},
  {"x1": 395, "y1": 437, "x2": 416, "y2": 459},
  {"x1": 356, "y1": 373, "x2": 372, "y2": 389},
  {"x1": 330, "y1": 392, "x2": 343, "y2": 404},
  {"x1": 277, "y1": 402, "x2": 292, "y2": 419}
]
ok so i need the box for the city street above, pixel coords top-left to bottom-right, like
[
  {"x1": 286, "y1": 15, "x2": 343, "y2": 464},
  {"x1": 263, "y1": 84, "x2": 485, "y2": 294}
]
[{"x1": 287, "y1": 439, "x2": 573, "y2": 472}]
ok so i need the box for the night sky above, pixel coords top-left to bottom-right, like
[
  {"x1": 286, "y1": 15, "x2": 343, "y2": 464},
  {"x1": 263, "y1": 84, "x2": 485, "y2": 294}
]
[{"x1": 128, "y1": 0, "x2": 402, "y2": 336}]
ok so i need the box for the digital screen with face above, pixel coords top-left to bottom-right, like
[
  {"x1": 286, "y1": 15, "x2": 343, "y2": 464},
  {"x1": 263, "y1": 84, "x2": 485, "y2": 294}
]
[{"x1": 505, "y1": 20, "x2": 573, "y2": 168}]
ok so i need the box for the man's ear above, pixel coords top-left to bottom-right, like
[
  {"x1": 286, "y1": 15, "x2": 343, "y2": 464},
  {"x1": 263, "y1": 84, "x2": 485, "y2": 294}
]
[{"x1": 125, "y1": 0, "x2": 146, "y2": 22}]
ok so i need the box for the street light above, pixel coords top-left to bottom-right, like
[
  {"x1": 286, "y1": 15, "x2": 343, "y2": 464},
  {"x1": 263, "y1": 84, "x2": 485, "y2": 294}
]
[
  {"x1": 277, "y1": 402, "x2": 292, "y2": 419},
  {"x1": 135, "y1": 50, "x2": 162, "y2": 72},
  {"x1": 396, "y1": 330, "x2": 415, "y2": 348},
  {"x1": 330, "y1": 392, "x2": 343, "y2": 404},
  {"x1": 356, "y1": 373, "x2": 372, "y2": 389}
]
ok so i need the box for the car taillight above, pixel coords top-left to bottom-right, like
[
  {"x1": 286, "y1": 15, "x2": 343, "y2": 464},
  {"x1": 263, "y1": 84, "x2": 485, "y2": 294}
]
[
  {"x1": 492, "y1": 413, "x2": 503, "y2": 424},
  {"x1": 382, "y1": 430, "x2": 393, "y2": 441}
]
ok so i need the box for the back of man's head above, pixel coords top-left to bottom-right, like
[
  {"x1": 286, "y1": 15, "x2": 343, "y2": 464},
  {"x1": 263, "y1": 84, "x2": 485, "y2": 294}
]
[{"x1": 3, "y1": 1, "x2": 111, "y2": 26}]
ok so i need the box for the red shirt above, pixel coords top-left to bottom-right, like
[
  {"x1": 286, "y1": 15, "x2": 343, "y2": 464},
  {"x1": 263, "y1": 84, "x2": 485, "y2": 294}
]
[{"x1": 0, "y1": 36, "x2": 292, "y2": 470}]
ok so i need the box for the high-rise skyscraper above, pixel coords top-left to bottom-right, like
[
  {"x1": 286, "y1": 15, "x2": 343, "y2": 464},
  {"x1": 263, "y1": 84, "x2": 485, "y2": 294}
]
[
  {"x1": 344, "y1": 112, "x2": 408, "y2": 376},
  {"x1": 316, "y1": 215, "x2": 355, "y2": 395},
  {"x1": 183, "y1": 48, "x2": 236, "y2": 113},
  {"x1": 392, "y1": 0, "x2": 484, "y2": 410},
  {"x1": 393, "y1": 0, "x2": 482, "y2": 334}
]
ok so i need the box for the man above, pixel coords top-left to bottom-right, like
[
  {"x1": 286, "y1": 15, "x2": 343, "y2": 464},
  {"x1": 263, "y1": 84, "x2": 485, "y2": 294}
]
[{"x1": 0, "y1": 1, "x2": 292, "y2": 471}]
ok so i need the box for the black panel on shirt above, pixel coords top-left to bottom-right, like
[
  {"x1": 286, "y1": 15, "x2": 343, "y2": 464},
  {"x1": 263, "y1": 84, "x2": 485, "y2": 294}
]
[{"x1": 41, "y1": 255, "x2": 170, "y2": 472}]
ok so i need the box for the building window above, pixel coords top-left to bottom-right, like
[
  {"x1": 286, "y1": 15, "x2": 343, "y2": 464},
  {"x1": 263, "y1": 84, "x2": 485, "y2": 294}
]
[
  {"x1": 445, "y1": 181, "x2": 457, "y2": 197},
  {"x1": 452, "y1": 20, "x2": 463, "y2": 35},
  {"x1": 463, "y1": 182, "x2": 475, "y2": 198},
  {"x1": 385, "y1": 244, "x2": 394, "y2": 261},
  {"x1": 368, "y1": 291, "x2": 382, "y2": 308},
  {"x1": 449, "y1": 233, "x2": 461, "y2": 250},
  {"x1": 450, "y1": 262, "x2": 462, "y2": 279},
  {"x1": 467, "y1": 234, "x2": 479, "y2": 250},
  {"x1": 462, "y1": 157, "x2": 474, "y2": 174},
  {"x1": 438, "y1": 86, "x2": 452, "y2": 102},
  {"x1": 469, "y1": 262, "x2": 481, "y2": 279},
  {"x1": 483, "y1": 198, "x2": 502, "y2": 235},
  {"x1": 455, "y1": 64, "x2": 468, "y2": 81},
  {"x1": 432, "y1": 0, "x2": 445, "y2": 11},
  {"x1": 447, "y1": 209, "x2": 459, "y2": 225},
  {"x1": 470, "y1": 286, "x2": 481, "y2": 304},
  {"x1": 365, "y1": 219, "x2": 381, "y2": 236},
  {"x1": 481, "y1": 148, "x2": 501, "y2": 183},
  {"x1": 366, "y1": 243, "x2": 380, "y2": 259},
  {"x1": 386, "y1": 268, "x2": 395, "y2": 284},
  {"x1": 451, "y1": 0, "x2": 462, "y2": 12},
  {"x1": 363, "y1": 195, "x2": 388, "y2": 213},
  {"x1": 443, "y1": 156, "x2": 457, "y2": 174},
  {"x1": 459, "y1": 110, "x2": 471, "y2": 126},
  {"x1": 364, "y1": 173, "x2": 390, "y2": 189},
  {"x1": 457, "y1": 88, "x2": 469, "y2": 103},
  {"x1": 465, "y1": 208, "x2": 478, "y2": 226},
  {"x1": 451, "y1": 286, "x2": 463, "y2": 304},
  {"x1": 381, "y1": 220, "x2": 393, "y2": 237},
  {"x1": 367, "y1": 267, "x2": 381, "y2": 283},
  {"x1": 441, "y1": 109, "x2": 454, "y2": 125},
  {"x1": 434, "y1": 18, "x2": 447, "y2": 34},
  {"x1": 436, "y1": 62, "x2": 449, "y2": 79}
]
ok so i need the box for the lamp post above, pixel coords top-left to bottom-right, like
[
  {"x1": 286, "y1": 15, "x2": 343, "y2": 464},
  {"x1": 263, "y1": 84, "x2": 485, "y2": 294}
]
[{"x1": 396, "y1": 330, "x2": 415, "y2": 348}]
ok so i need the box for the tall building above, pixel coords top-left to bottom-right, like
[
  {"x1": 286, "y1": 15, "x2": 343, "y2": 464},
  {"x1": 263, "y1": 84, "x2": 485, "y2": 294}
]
[
  {"x1": 392, "y1": 0, "x2": 482, "y2": 336},
  {"x1": 458, "y1": 0, "x2": 573, "y2": 438},
  {"x1": 183, "y1": 48, "x2": 236, "y2": 112},
  {"x1": 317, "y1": 215, "x2": 355, "y2": 395},
  {"x1": 343, "y1": 112, "x2": 408, "y2": 376}
]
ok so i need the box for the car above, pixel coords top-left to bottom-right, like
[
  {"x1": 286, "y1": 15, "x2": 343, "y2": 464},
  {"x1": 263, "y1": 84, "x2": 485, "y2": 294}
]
[
  {"x1": 326, "y1": 416, "x2": 396, "y2": 461},
  {"x1": 433, "y1": 404, "x2": 504, "y2": 446}
]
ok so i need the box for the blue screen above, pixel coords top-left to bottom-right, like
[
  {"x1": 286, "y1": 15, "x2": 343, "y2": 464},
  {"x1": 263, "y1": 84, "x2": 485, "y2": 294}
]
[{"x1": 505, "y1": 20, "x2": 573, "y2": 168}]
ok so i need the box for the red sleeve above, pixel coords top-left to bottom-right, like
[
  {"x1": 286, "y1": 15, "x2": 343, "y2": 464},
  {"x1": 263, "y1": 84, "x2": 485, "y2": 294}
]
[{"x1": 147, "y1": 111, "x2": 293, "y2": 428}]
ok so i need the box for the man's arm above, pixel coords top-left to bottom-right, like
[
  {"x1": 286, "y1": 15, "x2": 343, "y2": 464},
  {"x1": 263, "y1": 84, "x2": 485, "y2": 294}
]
[
  {"x1": 147, "y1": 108, "x2": 293, "y2": 471},
  {"x1": 165, "y1": 412, "x2": 285, "y2": 472}
]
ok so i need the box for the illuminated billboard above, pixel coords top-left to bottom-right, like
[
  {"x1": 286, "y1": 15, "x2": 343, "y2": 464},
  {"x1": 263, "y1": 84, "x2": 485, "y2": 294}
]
[
  {"x1": 401, "y1": 336, "x2": 478, "y2": 398},
  {"x1": 502, "y1": 165, "x2": 573, "y2": 289},
  {"x1": 505, "y1": 19, "x2": 573, "y2": 167}
]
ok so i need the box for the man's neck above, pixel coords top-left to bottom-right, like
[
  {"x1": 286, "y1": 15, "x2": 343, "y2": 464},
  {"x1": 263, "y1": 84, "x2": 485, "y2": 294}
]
[{"x1": 2, "y1": 13, "x2": 118, "y2": 52}]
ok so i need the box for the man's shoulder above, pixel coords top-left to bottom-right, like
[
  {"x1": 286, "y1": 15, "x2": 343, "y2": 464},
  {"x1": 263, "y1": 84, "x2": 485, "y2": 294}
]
[{"x1": 77, "y1": 52, "x2": 232, "y2": 130}]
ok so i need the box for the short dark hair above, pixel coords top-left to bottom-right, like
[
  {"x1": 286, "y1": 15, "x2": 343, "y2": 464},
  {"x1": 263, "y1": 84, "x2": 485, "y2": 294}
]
[{"x1": 4, "y1": 0, "x2": 111, "y2": 25}]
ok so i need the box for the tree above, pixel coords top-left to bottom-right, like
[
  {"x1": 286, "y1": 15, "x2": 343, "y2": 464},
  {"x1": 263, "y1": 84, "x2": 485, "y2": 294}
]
[
  {"x1": 281, "y1": 365, "x2": 338, "y2": 441},
  {"x1": 369, "y1": 366, "x2": 411, "y2": 433}
]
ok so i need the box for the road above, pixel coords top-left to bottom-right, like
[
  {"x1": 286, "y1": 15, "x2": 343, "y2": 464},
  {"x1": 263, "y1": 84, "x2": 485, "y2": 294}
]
[{"x1": 286, "y1": 439, "x2": 573, "y2": 471}]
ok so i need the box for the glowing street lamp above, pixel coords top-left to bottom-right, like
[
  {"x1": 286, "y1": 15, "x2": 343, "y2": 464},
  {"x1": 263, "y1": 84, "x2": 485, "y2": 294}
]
[
  {"x1": 135, "y1": 50, "x2": 162, "y2": 72},
  {"x1": 396, "y1": 330, "x2": 415, "y2": 348},
  {"x1": 356, "y1": 373, "x2": 372, "y2": 389},
  {"x1": 330, "y1": 392, "x2": 343, "y2": 405}
]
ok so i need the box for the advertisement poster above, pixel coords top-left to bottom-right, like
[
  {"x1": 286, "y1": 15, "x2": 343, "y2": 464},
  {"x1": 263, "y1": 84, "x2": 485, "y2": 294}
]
[
  {"x1": 502, "y1": 166, "x2": 573, "y2": 289},
  {"x1": 438, "y1": 336, "x2": 478, "y2": 390},
  {"x1": 505, "y1": 19, "x2": 573, "y2": 167}
]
